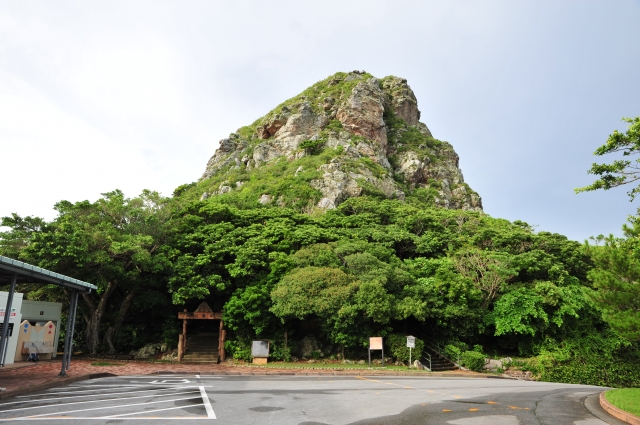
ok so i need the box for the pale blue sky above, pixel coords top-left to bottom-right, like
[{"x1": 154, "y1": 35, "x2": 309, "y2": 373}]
[{"x1": 1, "y1": 1, "x2": 639, "y2": 241}]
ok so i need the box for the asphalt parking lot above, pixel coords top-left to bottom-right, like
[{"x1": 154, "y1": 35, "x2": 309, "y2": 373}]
[{"x1": 0, "y1": 374, "x2": 620, "y2": 424}]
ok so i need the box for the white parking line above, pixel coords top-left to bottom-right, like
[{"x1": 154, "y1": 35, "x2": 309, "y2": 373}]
[
  {"x1": 2, "y1": 386, "x2": 197, "y2": 406},
  {"x1": 199, "y1": 386, "x2": 216, "y2": 419},
  {"x1": 0, "y1": 417, "x2": 212, "y2": 421},
  {"x1": 0, "y1": 390, "x2": 199, "y2": 414},
  {"x1": 104, "y1": 404, "x2": 205, "y2": 418},
  {"x1": 25, "y1": 395, "x2": 201, "y2": 418}
]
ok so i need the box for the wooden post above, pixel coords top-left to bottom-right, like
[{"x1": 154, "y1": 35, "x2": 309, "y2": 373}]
[
  {"x1": 218, "y1": 320, "x2": 224, "y2": 361},
  {"x1": 178, "y1": 334, "x2": 184, "y2": 361},
  {"x1": 220, "y1": 330, "x2": 226, "y2": 362},
  {"x1": 182, "y1": 309, "x2": 188, "y2": 352}
]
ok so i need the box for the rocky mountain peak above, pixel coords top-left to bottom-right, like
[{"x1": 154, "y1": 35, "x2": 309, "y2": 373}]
[{"x1": 196, "y1": 71, "x2": 482, "y2": 212}]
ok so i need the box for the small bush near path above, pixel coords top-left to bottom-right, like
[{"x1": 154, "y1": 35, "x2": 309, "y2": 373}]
[
  {"x1": 606, "y1": 388, "x2": 640, "y2": 417},
  {"x1": 461, "y1": 351, "x2": 485, "y2": 372}
]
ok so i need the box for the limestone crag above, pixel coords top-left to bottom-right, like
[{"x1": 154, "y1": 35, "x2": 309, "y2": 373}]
[
  {"x1": 336, "y1": 77, "x2": 388, "y2": 151},
  {"x1": 199, "y1": 71, "x2": 482, "y2": 212}
]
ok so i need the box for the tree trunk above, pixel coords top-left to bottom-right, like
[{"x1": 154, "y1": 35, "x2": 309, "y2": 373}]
[
  {"x1": 87, "y1": 281, "x2": 118, "y2": 354},
  {"x1": 104, "y1": 291, "x2": 136, "y2": 353}
]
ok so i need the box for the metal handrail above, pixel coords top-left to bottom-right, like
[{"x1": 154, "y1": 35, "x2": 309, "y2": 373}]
[{"x1": 422, "y1": 337, "x2": 461, "y2": 367}]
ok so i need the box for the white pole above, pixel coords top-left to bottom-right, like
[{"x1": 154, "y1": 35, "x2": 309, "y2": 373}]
[{"x1": 409, "y1": 347, "x2": 412, "y2": 367}]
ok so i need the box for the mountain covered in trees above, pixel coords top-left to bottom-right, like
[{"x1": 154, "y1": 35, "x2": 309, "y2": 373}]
[{"x1": 1, "y1": 73, "x2": 639, "y2": 388}]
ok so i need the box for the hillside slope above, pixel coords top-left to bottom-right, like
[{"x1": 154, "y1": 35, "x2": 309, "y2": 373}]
[{"x1": 193, "y1": 71, "x2": 482, "y2": 212}]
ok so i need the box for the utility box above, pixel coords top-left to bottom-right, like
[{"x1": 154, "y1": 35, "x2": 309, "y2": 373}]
[{"x1": 0, "y1": 291, "x2": 23, "y2": 365}]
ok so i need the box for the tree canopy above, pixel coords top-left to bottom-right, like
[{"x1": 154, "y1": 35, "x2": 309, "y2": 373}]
[{"x1": 576, "y1": 117, "x2": 640, "y2": 200}]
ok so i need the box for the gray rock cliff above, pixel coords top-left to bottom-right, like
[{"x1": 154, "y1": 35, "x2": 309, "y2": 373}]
[{"x1": 199, "y1": 71, "x2": 482, "y2": 212}]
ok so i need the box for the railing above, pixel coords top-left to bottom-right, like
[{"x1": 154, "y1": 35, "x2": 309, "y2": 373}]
[
  {"x1": 423, "y1": 352, "x2": 432, "y2": 371},
  {"x1": 422, "y1": 336, "x2": 460, "y2": 367}
]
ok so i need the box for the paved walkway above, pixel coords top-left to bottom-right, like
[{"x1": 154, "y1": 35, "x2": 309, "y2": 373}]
[{"x1": 0, "y1": 359, "x2": 492, "y2": 398}]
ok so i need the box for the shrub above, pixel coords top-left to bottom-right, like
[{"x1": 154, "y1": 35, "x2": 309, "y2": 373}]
[
  {"x1": 225, "y1": 338, "x2": 252, "y2": 361},
  {"x1": 461, "y1": 350, "x2": 485, "y2": 372},
  {"x1": 444, "y1": 343, "x2": 467, "y2": 362},
  {"x1": 387, "y1": 334, "x2": 424, "y2": 364}
]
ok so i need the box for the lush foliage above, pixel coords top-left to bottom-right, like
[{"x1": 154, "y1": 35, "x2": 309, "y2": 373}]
[
  {"x1": 386, "y1": 334, "x2": 424, "y2": 364},
  {"x1": 576, "y1": 117, "x2": 640, "y2": 200},
  {"x1": 1, "y1": 190, "x2": 174, "y2": 353},
  {"x1": 516, "y1": 330, "x2": 640, "y2": 387},
  {"x1": 461, "y1": 350, "x2": 485, "y2": 372},
  {"x1": 584, "y1": 219, "x2": 640, "y2": 342}
]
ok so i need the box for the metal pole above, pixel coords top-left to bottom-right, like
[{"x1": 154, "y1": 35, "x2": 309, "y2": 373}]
[
  {"x1": 368, "y1": 348, "x2": 371, "y2": 368},
  {"x1": 65, "y1": 291, "x2": 78, "y2": 370},
  {"x1": 409, "y1": 347, "x2": 412, "y2": 367},
  {"x1": 381, "y1": 344, "x2": 384, "y2": 367},
  {"x1": 0, "y1": 273, "x2": 17, "y2": 367},
  {"x1": 59, "y1": 291, "x2": 75, "y2": 376}
]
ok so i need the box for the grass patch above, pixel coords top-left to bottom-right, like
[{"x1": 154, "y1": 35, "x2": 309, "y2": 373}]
[
  {"x1": 242, "y1": 361, "x2": 432, "y2": 372},
  {"x1": 90, "y1": 362, "x2": 125, "y2": 366},
  {"x1": 606, "y1": 388, "x2": 640, "y2": 417}
]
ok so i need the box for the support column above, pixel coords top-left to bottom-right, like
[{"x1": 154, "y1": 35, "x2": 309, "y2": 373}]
[
  {"x1": 218, "y1": 320, "x2": 225, "y2": 361},
  {"x1": 59, "y1": 291, "x2": 75, "y2": 376},
  {"x1": 0, "y1": 273, "x2": 17, "y2": 367},
  {"x1": 65, "y1": 291, "x2": 78, "y2": 371},
  {"x1": 182, "y1": 309, "x2": 187, "y2": 353},
  {"x1": 178, "y1": 334, "x2": 184, "y2": 361}
]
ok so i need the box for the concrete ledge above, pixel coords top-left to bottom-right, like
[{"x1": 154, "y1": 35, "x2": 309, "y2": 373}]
[
  {"x1": 0, "y1": 373, "x2": 115, "y2": 400},
  {"x1": 150, "y1": 369, "x2": 510, "y2": 379},
  {"x1": 600, "y1": 391, "x2": 640, "y2": 425}
]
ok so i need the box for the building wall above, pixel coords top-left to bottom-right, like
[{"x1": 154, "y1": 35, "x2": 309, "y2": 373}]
[{"x1": 0, "y1": 291, "x2": 23, "y2": 365}]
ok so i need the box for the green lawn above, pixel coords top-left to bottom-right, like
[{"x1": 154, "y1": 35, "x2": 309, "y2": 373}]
[
  {"x1": 243, "y1": 361, "x2": 431, "y2": 372},
  {"x1": 606, "y1": 388, "x2": 640, "y2": 417}
]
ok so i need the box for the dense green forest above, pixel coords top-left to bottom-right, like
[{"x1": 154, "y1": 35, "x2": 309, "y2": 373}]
[
  {"x1": 2, "y1": 188, "x2": 639, "y2": 386},
  {"x1": 1, "y1": 75, "x2": 638, "y2": 387}
]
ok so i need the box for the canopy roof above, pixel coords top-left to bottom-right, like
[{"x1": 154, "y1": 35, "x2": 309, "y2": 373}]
[{"x1": 0, "y1": 255, "x2": 96, "y2": 292}]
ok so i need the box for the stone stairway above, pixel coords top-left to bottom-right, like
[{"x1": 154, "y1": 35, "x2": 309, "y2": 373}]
[
  {"x1": 423, "y1": 345, "x2": 458, "y2": 371},
  {"x1": 183, "y1": 332, "x2": 219, "y2": 363}
]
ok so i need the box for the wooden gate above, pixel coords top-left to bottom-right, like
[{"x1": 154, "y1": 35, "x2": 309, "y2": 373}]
[{"x1": 177, "y1": 302, "x2": 225, "y2": 362}]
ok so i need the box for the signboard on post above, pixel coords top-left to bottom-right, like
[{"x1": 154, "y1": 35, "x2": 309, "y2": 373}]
[
  {"x1": 406, "y1": 336, "x2": 415, "y2": 348},
  {"x1": 406, "y1": 335, "x2": 415, "y2": 366},
  {"x1": 368, "y1": 337, "x2": 384, "y2": 368},
  {"x1": 251, "y1": 339, "x2": 270, "y2": 364}
]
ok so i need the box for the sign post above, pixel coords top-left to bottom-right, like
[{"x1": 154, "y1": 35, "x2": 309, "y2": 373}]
[
  {"x1": 369, "y1": 337, "x2": 384, "y2": 368},
  {"x1": 251, "y1": 339, "x2": 270, "y2": 365},
  {"x1": 406, "y1": 336, "x2": 415, "y2": 367}
]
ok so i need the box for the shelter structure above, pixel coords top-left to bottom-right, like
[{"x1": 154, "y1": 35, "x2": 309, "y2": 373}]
[
  {"x1": 177, "y1": 302, "x2": 225, "y2": 362},
  {"x1": 0, "y1": 255, "x2": 96, "y2": 376}
]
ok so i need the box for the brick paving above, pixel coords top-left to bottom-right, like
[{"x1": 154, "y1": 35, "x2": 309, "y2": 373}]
[{"x1": 0, "y1": 358, "x2": 494, "y2": 399}]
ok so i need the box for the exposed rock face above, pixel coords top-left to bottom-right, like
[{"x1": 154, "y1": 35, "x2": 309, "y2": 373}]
[
  {"x1": 382, "y1": 76, "x2": 420, "y2": 126},
  {"x1": 336, "y1": 78, "x2": 388, "y2": 151},
  {"x1": 199, "y1": 71, "x2": 482, "y2": 212}
]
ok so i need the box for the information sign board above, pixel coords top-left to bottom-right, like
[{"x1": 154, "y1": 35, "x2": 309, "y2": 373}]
[
  {"x1": 251, "y1": 339, "x2": 270, "y2": 357},
  {"x1": 406, "y1": 336, "x2": 415, "y2": 348},
  {"x1": 369, "y1": 337, "x2": 383, "y2": 350}
]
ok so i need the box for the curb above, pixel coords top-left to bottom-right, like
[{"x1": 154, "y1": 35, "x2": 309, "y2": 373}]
[
  {"x1": 600, "y1": 391, "x2": 640, "y2": 425},
  {"x1": 150, "y1": 369, "x2": 510, "y2": 379},
  {"x1": 0, "y1": 373, "x2": 115, "y2": 400}
]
